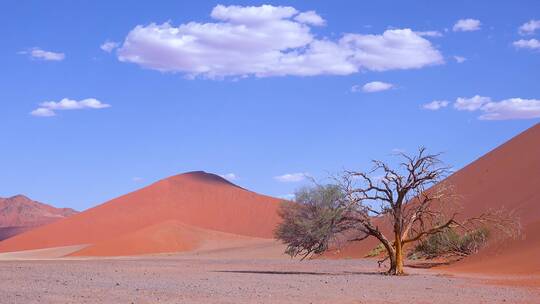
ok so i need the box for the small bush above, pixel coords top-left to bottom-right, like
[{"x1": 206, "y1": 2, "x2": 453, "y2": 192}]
[
  {"x1": 365, "y1": 243, "x2": 386, "y2": 258},
  {"x1": 410, "y1": 227, "x2": 489, "y2": 259}
]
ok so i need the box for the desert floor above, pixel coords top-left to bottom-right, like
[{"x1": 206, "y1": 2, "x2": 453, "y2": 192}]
[{"x1": 1, "y1": 242, "x2": 539, "y2": 304}]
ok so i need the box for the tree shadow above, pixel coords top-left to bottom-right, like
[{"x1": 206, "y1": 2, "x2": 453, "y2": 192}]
[
  {"x1": 406, "y1": 261, "x2": 452, "y2": 269},
  {"x1": 213, "y1": 270, "x2": 384, "y2": 276}
]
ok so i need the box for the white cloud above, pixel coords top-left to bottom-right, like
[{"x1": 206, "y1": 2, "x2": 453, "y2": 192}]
[
  {"x1": 479, "y1": 98, "x2": 540, "y2": 120},
  {"x1": 219, "y1": 173, "x2": 238, "y2": 181},
  {"x1": 454, "y1": 95, "x2": 491, "y2": 111},
  {"x1": 416, "y1": 30, "x2": 443, "y2": 37},
  {"x1": 513, "y1": 39, "x2": 540, "y2": 50},
  {"x1": 453, "y1": 19, "x2": 481, "y2": 32},
  {"x1": 360, "y1": 81, "x2": 394, "y2": 93},
  {"x1": 423, "y1": 100, "x2": 449, "y2": 110},
  {"x1": 519, "y1": 20, "x2": 540, "y2": 35},
  {"x1": 274, "y1": 172, "x2": 309, "y2": 182},
  {"x1": 454, "y1": 56, "x2": 466, "y2": 63},
  {"x1": 452, "y1": 96, "x2": 540, "y2": 120},
  {"x1": 340, "y1": 29, "x2": 444, "y2": 71},
  {"x1": 132, "y1": 177, "x2": 144, "y2": 182},
  {"x1": 20, "y1": 48, "x2": 65, "y2": 61},
  {"x1": 294, "y1": 11, "x2": 326, "y2": 26},
  {"x1": 100, "y1": 41, "x2": 119, "y2": 53},
  {"x1": 30, "y1": 98, "x2": 110, "y2": 117},
  {"x1": 117, "y1": 5, "x2": 443, "y2": 78}
]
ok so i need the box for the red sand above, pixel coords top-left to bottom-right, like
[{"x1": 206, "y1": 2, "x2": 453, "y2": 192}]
[
  {"x1": 69, "y1": 220, "x2": 260, "y2": 257},
  {"x1": 0, "y1": 172, "x2": 281, "y2": 256}
]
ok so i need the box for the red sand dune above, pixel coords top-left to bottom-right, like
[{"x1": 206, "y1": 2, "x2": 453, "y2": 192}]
[
  {"x1": 70, "y1": 220, "x2": 259, "y2": 257},
  {"x1": 0, "y1": 172, "x2": 281, "y2": 256},
  {"x1": 442, "y1": 123, "x2": 540, "y2": 274},
  {"x1": 328, "y1": 123, "x2": 540, "y2": 275},
  {"x1": 0, "y1": 195, "x2": 77, "y2": 241}
]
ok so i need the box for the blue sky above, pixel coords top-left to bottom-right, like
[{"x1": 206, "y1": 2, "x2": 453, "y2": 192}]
[{"x1": 1, "y1": 0, "x2": 539, "y2": 210}]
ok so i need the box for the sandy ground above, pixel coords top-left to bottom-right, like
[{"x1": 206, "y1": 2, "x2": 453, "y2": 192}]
[{"x1": 1, "y1": 247, "x2": 539, "y2": 304}]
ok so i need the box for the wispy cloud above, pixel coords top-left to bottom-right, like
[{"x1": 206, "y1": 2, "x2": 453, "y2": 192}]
[
  {"x1": 278, "y1": 194, "x2": 295, "y2": 200},
  {"x1": 422, "y1": 100, "x2": 449, "y2": 111},
  {"x1": 453, "y1": 19, "x2": 481, "y2": 32},
  {"x1": 454, "y1": 95, "x2": 492, "y2": 111},
  {"x1": 353, "y1": 81, "x2": 394, "y2": 93},
  {"x1": 453, "y1": 56, "x2": 466, "y2": 63},
  {"x1": 513, "y1": 39, "x2": 540, "y2": 50},
  {"x1": 30, "y1": 98, "x2": 111, "y2": 117},
  {"x1": 274, "y1": 172, "x2": 309, "y2": 182},
  {"x1": 20, "y1": 48, "x2": 65, "y2": 61},
  {"x1": 415, "y1": 30, "x2": 443, "y2": 37},
  {"x1": 219, "y1": 173, "x2": 238, "y2": 181},
  {"x1": 116, "y1": 4, "x2": 443, "y2": 78},
  {"x1": 100, "y1": 41, "x2": 119, "y2": 53}
]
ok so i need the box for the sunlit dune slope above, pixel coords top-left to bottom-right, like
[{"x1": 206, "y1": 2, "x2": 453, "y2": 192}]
[{"x1": 0, "y1": 171, "x2": 281, "y2": 256}]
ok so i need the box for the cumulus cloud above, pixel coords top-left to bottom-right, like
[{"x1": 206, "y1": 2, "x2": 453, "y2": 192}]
[
  {"x1": 219, "y1": 173, "x2": 238, "y2": 181},
  {"x1": 100, "y1": 41, "x2": 119, "y2": 53},
  {"x1": 453, "y1": 19, "x2": 481, "y2": 32},
  {"x1": 274, "y1": 172, "x2": 309, "y2": 182},
  {"x1": 30, "y1": 98, "x2": 111, "y2": 117},
  {"x1": 423, "y1": 100, "x2": 449, "y2": 110},
  {"x1": 454, "y1": 56, "x2": 466, "y2": 63},
  {"x1": 117, "y1": 4, "x2": 443, "y2": 78},
  {"x1": 479, "y1": 98, "x2": 540, "y2": 120},
  {"x1": 20, "y1": 48, "x2": 65, "y2": 61},
  {"x1": 452, "y1": 95, "x2": 540, "y2": 120},
  {"x1": 358, "y1": 81, "x2": 394, "y2": 93},
  {"x1": 294, "y1": 11, "x2": 326, "y2": 26},
  {"x1": 513, "y1": 39, "x2": 540, "y2": 50},
  {"x1": 519, "y1": 20, "x2": 540, "y2": 35}
]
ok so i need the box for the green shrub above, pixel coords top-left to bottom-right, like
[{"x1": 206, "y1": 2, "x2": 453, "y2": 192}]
[
  {"x1": 410, "y1": 227, "x2": 489, "y2": 259},
  {"x1": 365, "y1": 243, "x2": 386, "y2": 258}
]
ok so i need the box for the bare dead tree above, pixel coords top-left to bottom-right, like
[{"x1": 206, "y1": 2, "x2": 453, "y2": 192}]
[{"x1": 275, "y1": 147, "x2": 518, "y2": 275}]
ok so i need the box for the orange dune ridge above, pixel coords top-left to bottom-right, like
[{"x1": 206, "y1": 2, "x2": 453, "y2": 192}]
[{"x1": 0, "y1": 171, "x2": 282, "y2": 256}]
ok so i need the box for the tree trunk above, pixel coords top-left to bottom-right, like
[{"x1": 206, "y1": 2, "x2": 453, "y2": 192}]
[
  {"x1": 392, "y1": 231, "x2": 405, "y2": 275},
  {"x1": 379, "y1": 238, "x2": 397, "y2": 275}
]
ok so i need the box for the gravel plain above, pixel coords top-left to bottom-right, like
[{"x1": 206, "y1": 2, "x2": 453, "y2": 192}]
[{"x1": 1, "y1": 256, "x2": 539, "y2": 304}]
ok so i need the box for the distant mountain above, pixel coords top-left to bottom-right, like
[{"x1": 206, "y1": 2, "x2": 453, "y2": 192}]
[
  {"x1": 0, "y1": 171, "x2": 282, "y2": 256},
  {"x1": 0, "y1": 195, "x2": 78, "y2": 241}
]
